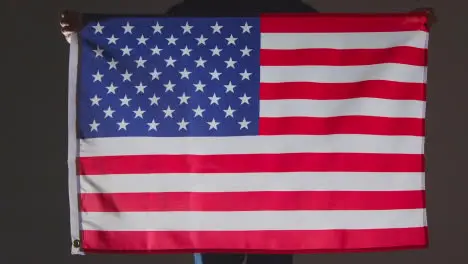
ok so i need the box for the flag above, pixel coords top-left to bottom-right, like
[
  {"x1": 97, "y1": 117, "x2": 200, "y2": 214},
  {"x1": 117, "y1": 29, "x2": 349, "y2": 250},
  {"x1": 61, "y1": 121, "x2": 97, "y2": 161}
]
[{"x1": 67, "y1": 12, "x2": 430, "y2": 254}]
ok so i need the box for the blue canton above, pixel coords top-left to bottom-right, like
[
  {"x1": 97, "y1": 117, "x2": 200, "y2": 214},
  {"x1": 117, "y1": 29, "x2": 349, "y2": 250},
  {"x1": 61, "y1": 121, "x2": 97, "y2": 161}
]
[{"x1": 78, "y1": 17, "x2": 260, "y2": 138}]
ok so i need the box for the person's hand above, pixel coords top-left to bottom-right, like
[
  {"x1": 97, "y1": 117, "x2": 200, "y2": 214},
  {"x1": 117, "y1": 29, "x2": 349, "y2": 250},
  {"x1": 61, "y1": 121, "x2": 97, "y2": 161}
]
[
  {"x1": 411, "y1": 7, "x2": 437, "y2": 30},
  {"x1": 60, "y1": 10, "x2": 83, "y2": 43}
]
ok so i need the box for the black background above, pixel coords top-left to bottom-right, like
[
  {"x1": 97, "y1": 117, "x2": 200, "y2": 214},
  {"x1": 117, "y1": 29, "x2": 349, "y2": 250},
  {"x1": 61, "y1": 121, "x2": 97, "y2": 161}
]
[{"x1": 6, "y1": 0, "x2": 468, "y2": 263}]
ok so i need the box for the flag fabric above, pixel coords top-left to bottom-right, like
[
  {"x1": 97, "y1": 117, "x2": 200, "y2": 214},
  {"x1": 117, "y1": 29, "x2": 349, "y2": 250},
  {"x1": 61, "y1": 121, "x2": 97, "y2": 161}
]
[{"x1": 67, "y1": 12, "x2": 430, "y2": 255}]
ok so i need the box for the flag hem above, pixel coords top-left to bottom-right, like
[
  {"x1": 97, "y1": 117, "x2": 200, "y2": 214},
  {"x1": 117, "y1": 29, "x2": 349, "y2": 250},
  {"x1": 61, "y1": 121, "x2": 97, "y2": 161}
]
[{"x1": 68, "y1": 33, "x2": 84, "y2": 255}]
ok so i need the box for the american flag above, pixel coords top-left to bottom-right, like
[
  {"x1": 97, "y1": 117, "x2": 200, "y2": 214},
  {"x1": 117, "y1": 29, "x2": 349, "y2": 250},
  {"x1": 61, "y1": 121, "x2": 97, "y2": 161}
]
[{"x1": 67, "y1": 13, "x2": 429, "y2": 254}]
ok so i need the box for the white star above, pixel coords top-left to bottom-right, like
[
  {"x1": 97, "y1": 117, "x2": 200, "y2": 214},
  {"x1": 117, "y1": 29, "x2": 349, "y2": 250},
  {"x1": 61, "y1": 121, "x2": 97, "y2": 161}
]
[
  {"x1": 151, "y1": 45, "x2": 163, "y2": 55},
  {"x1": 90, "y1": 95, "x2": 102, "y2": 106},
  {"x1": 208, "y1": 93, "x2": 221, "y2": 105},
  {"x1": 93, "y1": 46, "x2": 104, "y2": 58},
  {"x1": 164, "y1": 80, "x2": 176, "y2": 92},
  {"x1": 133, "y1": 107, "x2": 146, "y2": 118},
  {"x1": 194, "y1": 56, "x2": 207, "y2": 68},
  {"x1": 92, "y1": 22, "x2": 104, "y2": 34},
  {"x1": 209, "y1": 69, "x2": 222, "y2": 80},
  {"x1": 210, "y1": 46, "x2": 222, "y2": 56},
  {"x1": 179, "y1": 68, "x2": 191, "y2": 79},
  {"x1": 134, "y1": 82, "x2": 147, "y2": 94},
  {"x1": 211, "y1": 22, "x2": 223, "y2": 33},
  {"x1": 238, "y1": 118, "x2": 251, "y2": 130},
  {"x1": 225, "y1": 34, "x2": 238, "y2": 45},
  {"x1": 239, "y1": 93, "x2": 251, "y2": 105},
  {"x1": 103, "y1": 106, "x2": 115, "y2": 118},
  {"x1": 165, "y1": 56, "x2": 177, "y2": 67},
  {"x1": 107, "y1": 34, "x2": 119, "y2": 44},
  {"x1": 148, "y1": 94, "x2": 160, "y2": 106},
  {"x1": 122, "y1": 22, "x2": 134, "y2": 34},
  {"x1": 195, "y1": 34, "x2": 208, "y2": 45},
  {"x1": 166, "y1": 34, "x2": 178, "y2": 45},
  {"x1": 107, "y1": 58, "x2": 118, "y2": 70},
  {"x1": 224, "y1": 81, "x2": 236, "y2": 93},
  {"x1": 192, "y1": 105, "x2": 205, "y2": 117},
  {"x1": 92, "y1": 70, "x2": 104, "y2": 82},
  {"x1": 177, "y1": 92, "x2": 190, "y2": 105},
  {"x1": 193, "y1": 81, "x2": 206, "y2": 92},
  {"x1": 121, "y1": 70, "x2": 132, "y2": 82},
  {"x1": 147, "y1": 119, "x2": 160, "y2": 131},
  {"x1": 224, "y1": 57, "x2": 237, "y2": 68},
  {"x1": 119, "y1": 94, "x2": 132, "y2": 106},
  {"x1": 241, "y1": 22, "x2": 252, "y2": 33},
  {"x1": 137, "y1": 34, "x2": 149, "y2": 45},
  {"x1": 180, "y1": 45, "x2": 192, "y2": 56},
  {"x1": 121, "y1": 45, "x2": 132, "y2": 56},
  {"x1": 177, "y1": 118, "x2": 190, "y2": 131},
  {"x1": 240, "y1": 46, "x2": 252, "y2": 57},
  {"x1": 89, "y1": 120, "x2": 100, "y2": 131},
  {"x1": 207, "y1": 118, "x2": 220, "y2": 130},
  {"x1": 117, "y1": 118, "x2": 130, "y2": 130},
  {"x1": 149, "y1": 68, "x2": 162, "y2": 80},
  {"x1": 152, "y1": 22, "x2": 164, "y2": 34},
  {"x1": 105, "y1": 83, "x2": 118, "y2": 94},
  {"x1": 181, "y1": 21, "x2": 193, "y2": 34},
  {"x1": 134, "y1": 56, "x2": 147, "y2": 68},
  {"x1": 163, "y1": 106, "x2": 175, "y2": 118},
  {"x1": 223, "y1": 105, "x2": 236, "y2": 118},
  {"x1": 239, "y1": 69, "x2": 252, "y2": 80}
]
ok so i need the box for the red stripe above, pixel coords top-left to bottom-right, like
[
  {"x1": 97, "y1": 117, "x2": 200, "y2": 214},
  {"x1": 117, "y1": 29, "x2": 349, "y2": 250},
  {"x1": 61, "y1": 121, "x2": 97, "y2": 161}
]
[
  {"x1": 259, "y1": 116, "x2": 424, "y2": 136},
  {"x1": 260, "y1": 13, "x2": 428, "y2": 33},
  {"x1": 259, "y1": 81, "x2": 426, "y2": 101},
  {"x1": 260, "y1": 47, "x2": 427, "y2": 66},
  {"x1": 82, "y1": 227, "x2": 428, "y2": 253},
  {"x1": 80, "y1": 190, "x2": 425, "y2": 212},
  {"x1": 79, "y1": 153, "x2": 424, "y2": 175}
]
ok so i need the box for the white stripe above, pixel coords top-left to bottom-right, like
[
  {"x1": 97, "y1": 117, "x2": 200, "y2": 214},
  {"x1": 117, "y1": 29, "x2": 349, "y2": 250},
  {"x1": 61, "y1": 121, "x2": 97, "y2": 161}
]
[
  {"x1": 260, "y1": 98, "x2": 425, "y2": 118},
  {"x1": 67, "y1": 34, "x2": 84, "y2": 255},
  {"x1": 261, "y1": 31, "x2": 429, "y2": 50},
  {"x1": 81, "y1": 209, "x2": 426, "y2": 231},
  {"x1": 79, "y1": 134, "x2": 424, "y2": 157},
  {"x1": 260, "y1": 64, "x2": 426, "y2": 83},
  {"x1": 80, "y1": 172, "x2": 425, "y2": 193}
]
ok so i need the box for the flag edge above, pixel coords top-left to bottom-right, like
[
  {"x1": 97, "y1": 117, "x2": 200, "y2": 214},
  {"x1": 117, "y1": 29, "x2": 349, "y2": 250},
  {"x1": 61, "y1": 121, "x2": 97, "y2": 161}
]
[{"x1": 68, "y1": 33, "x2": 85, "y2": 255}]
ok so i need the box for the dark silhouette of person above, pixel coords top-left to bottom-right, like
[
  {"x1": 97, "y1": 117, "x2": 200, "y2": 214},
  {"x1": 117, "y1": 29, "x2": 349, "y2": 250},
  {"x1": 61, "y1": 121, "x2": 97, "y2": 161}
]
[{"x1": 59, "y1": 1, "x2": 435, "y2": 263}]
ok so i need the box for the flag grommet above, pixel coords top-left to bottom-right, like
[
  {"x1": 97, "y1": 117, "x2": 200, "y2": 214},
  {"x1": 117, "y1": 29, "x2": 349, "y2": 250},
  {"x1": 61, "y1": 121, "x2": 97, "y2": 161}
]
[{"x1": 73, "y1": 239, "x2": 81, "y2": 248}]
